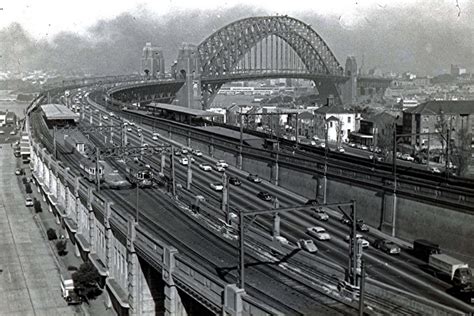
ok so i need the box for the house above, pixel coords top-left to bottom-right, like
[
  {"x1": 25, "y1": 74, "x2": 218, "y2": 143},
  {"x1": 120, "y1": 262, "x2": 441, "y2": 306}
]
[
  {"x1": 0, "y1": 110, "x2": 16, "y2": 126},
  {"x1": 313, "y1": 97, "x2": 359, "y2": 143}
]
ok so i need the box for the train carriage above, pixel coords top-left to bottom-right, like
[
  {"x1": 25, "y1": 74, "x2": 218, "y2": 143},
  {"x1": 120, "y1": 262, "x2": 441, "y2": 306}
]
[{"x1": 125, "y1": 161, "x2": 154, "y2": 188}]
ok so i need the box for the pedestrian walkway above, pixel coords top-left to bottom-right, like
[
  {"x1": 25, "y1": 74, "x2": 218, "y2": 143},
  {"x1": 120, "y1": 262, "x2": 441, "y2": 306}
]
[{"x1": 0, "y1": 146, "x2": 75, "y2": 315}]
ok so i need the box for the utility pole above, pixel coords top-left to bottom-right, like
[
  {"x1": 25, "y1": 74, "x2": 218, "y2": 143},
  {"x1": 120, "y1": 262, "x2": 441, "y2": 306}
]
[
  {"x1": 392, "y1": 124, "x2": 397, "y2": 237},
  {"x1": 358, "y1": 259, "x2": 366, "y2": 316},
  {"x1": 238, "y1": 108, "x2": 243, "y2": 169},
  {"x1": 95, "y1": 147, "x2": 101, "y2": 193},
  {"x1": 170, "y1": 146, "x2": 176, "y2": 197},
  {"x1": 323, "y1": 122, "x2": 329, "y2": 204},
  {"x1": 53, "y1": 126, "x2": 57, "y2": 160},
  {"x1": 135, "y1": 179, "x2": 139, "y2": 224}
]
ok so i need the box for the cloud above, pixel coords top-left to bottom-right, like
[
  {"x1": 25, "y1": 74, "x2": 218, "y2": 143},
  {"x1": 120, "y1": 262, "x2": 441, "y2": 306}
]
[{"x1": 0, "y1": 2, "x2": 472, "y2": 76}]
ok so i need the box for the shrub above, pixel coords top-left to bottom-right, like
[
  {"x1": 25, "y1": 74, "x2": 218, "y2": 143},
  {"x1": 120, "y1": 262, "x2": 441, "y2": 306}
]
[
  {"x1": 56, "y1": 240, "x2": 67, "y2": 256},
  {"x1": 72, "y1": 262, "x2": 102, "y2": 301},
  {"x1": 34, "y1": 200, "x2": 42, "y2": 213},
  {"x1": 67, "y1": 265, "x2": 78, "y2": 271},
  {"x1": 47, "y1": 228, "x2": 57, "y2": 240},
  {"x1": 22, "y1": 177, "x2": 27, "y2": 184},
  {"x1": 25, "y1": 183, "x2": 32, "y2": 194}
]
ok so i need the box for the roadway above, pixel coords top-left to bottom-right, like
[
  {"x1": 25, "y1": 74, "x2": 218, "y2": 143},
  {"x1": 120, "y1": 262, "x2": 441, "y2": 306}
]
[
  {"x1": 77, "y1": 91, "x2": 473, "y2": 314},
  {"x1": 36, "y1": 94, "x2": 359, "y2": 314}
]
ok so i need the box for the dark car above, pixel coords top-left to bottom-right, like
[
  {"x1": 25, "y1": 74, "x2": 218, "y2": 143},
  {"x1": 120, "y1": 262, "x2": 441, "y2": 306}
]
[
  {"x1": 229, "y1": 177, "x2": 241, "y2": 186},
  {"x1": 257, "y1": 191, "x2": 272, "y2": 201},
  {"x1": 305, "y1": 199, "x2": 319, "y2": 206},
  {"x1": 373, "y1": 239, "x2": 401, "y2": 254},
  {"x1": 340, "y1": 215, "x2": 351, "y2": 226},
  {"x1": 247, "y1": 174, "x2": 262, "y2": 183}
]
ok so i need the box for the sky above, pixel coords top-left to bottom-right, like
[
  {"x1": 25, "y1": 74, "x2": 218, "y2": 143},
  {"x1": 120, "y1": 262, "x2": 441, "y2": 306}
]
[
  {"x1": 1, "y1": 0, "x2": 468, "y2": 39},
  {"x1": 0, "y1": 0, "x2": 472, "y2": 75}
]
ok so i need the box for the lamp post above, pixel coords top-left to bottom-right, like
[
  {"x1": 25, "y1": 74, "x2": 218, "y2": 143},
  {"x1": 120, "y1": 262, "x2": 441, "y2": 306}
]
[{"x1": 391, "y1": 123, "x2": 397, "y2": 237}]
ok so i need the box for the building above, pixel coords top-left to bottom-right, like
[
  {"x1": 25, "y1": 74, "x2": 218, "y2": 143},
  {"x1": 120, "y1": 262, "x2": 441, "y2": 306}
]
[
  {"x1": 313, "y1": 97, "x2": 358, "y2": 143},
  {"x1": 402, "y1": 100, "x2": 474, "y2": 174},
  {"x1": 141, "y1": 42, "x2": 165, "y2": 79},
  {"x1": 0, "y1": 110, "x2": 17, "y2": 126},
  {"x1": 451, "y1": 64, "x2": 467, "y2": 76}
]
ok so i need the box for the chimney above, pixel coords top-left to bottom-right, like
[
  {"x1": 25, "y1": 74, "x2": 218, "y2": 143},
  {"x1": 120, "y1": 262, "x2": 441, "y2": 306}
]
[{"x1": 326, "y1": 95, "x2": 334, "y2": 107}]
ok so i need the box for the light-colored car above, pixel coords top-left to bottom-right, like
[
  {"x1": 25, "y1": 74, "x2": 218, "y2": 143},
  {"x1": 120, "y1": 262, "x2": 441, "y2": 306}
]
[
  {"x1": 178, "y1": 157, "x2": 189, "y2": 165},
  {"x1": 199, "y1": 164, "x2": 212, "y2": 171},
  {"x1": 275, "y1": 236, "x2": 289, "y2": 245},
  {"x1": 306, "y1": 226, "x2": 331, "y2": 240},
  {"x1": 214, "y1": 165, "x2": 226, "y2": 172},
  {"x1": 25, "y1": 196, "x2": 34, "y2": 207},
  {"x1": 192, "y1": 149, "x2": 203, "y2": 157},
  {"x1": 109, "y1": 112, "x2": 115, "y2": 117},
  {"x1": 216, "y1": 160, "x2": 229, "y2": 168},
  {"x1": 337, "y1": 146, "x2": 345, "y2": 153},
  {"x1": 181, "y1": 148, "x2": 189, "y2": 154},
  {"x1": 401, "y1": 154, "x2": 414, "y2": 161},
  {"x1": 15, "y1": 168, "x2": 22, "y2": 175},
  {"x1": 0, "y1": 130, "x2": 4, "y2": 135},
  {"x1": 311, "y1": 207, "x2": 329, "y2": 221},
  {"x1": 428, "y1": 166, "x2": 441, "y2": 173},
  {"x1": 345, "y1": 234, "x2": 370, "y2": 248},
  {"x1": 210, "y1": 182, "x2": 224, "y2": 191},
  {"x1": 297, "y1": 239, "x2": 318, "y2": 253},
  {"x1": 152, "y1": 135, "x2": 159, "y2": 140},
  {"x1": 10, "y1": 130, "x2": 16, "y2": 135},
  {"x1": 127, "y1": 127, "x2": 132, "y2": 132},
  {"x1": 102, "y1": 115, "x2": 108, "y2": 120}
]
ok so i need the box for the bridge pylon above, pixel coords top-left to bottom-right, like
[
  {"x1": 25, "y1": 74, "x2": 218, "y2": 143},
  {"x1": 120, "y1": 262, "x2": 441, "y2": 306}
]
[{"x1": 172, "y1": 43, "x2": 203, "y2": 110}]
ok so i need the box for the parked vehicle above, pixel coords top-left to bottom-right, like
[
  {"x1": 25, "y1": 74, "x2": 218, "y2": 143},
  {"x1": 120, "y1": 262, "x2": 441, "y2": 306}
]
[
  {"x1": 25, "y1": 196, "x2": 34, "y2": 207},
  {"x1": 15, "y1": 168, "x2": 23, "y2": 175},
  {"x1": 60, "y1": 270, "x2": 82, "y2": 305},
  {"x1": 257, "y1": 191, "x2": 272, "y2": 201},
  {"x1": 192, "y1": 149, "x2": 202, "y2": 157},
  {"x1": 297, "y1": 239, "x2": 318, "y2": 253},
  {"x1": 275, "y1": 236, "x2": 289, "y2": 245},
  {"x1": 214, "y1": 165, "x2": 226, "y2": 172},
  {"x1": 373, "y1": 239, "x2": 401, "y2": 254}
]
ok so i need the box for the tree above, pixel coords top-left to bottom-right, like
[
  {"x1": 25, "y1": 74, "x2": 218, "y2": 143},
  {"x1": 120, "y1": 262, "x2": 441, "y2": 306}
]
[
  {"x1": 25, "y1": 183, "x2": 32, "y2": 194},
  {"x1": 56, "y1": 240, "x2": 68, "y2": 256},
  {"x1": 34, "y1": 199, "x2": 42, "y2": 213},
  {"x1": 47, "y1": 228, "x2": 57, "y2": 240},
  {"x1": 450, "y1": 126, "x2": 471, "y2": 177},
  {"x1": 376, "y1": 122, "x2": 395, "y2": 162},
  {"x1": 72, "y1": 262, "x2": 102, "y2": 302}
]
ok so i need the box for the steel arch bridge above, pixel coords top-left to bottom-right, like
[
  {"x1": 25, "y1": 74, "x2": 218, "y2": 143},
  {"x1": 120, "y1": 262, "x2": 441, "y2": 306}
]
[{"x1": 195, "y1": 15, "x2": 348, "y2": 106}]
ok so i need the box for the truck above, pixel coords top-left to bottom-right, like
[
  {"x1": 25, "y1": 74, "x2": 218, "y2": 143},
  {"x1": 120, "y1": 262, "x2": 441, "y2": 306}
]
[
  {"x1": 60, "y1": 267, "x2": 83, "y2": 305},
  {"x1": 428, "y1": 254, "x2": 472, "y2": 290}
]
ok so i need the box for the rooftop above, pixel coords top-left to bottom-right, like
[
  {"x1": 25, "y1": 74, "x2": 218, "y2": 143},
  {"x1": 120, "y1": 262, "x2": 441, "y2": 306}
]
[
  {"x1": 405, "y1": 100, "x2": 474, "y2": 115},
  {"x1": 314, "y1": 105, "x2": 353, "y2": 114},
  {"x1": 41, "y1": 104, "x2": 79, "y2": 121}
]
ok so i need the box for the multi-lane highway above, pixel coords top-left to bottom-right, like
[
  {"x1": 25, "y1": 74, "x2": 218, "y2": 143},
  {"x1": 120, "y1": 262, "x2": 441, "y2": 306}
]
[{"x1": 42, "y1": 87, "x2": 474, "y2": 314}]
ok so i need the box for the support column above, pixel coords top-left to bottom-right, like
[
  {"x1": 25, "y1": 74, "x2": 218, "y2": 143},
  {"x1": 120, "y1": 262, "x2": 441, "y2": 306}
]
[
  {"x1": 209, "y1": 138, "x2": 214, "y2": 158},
  {"x1": 163, "y1": 246, "x2": 187, "y2": 316},
  {"x1": 272, "y1": 198, "x2": 280, "y2": 238},
  {"x1": 272, "y1": 161, "x2": 279, "y2": 186},
  {"x1": 127, "y1": 215, "x2": 139, "y2": 316},
  {"x1": 222, "y1": 173, "x2": 228, "y2": 215},
  {"x1": 223, "y1": 284, "x2": 244, "y2": 316},
  {"x1": 104, "y1": 201, "x2": 114, "y2": 272},
  {"x1": 186, "y1": 155, "x2": 192, "y2": 190},
  {"x1": 161, "y1": 153, "x2": 166, "y2": 174},
  {"x1": 88, "y1": 187, "x2": 96, "y2": 253}
]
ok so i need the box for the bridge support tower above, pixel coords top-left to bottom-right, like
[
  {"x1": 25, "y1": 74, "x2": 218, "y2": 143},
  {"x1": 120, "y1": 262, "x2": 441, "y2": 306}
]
[{"x1": 173, "y1": 43, "x2": 202, "y2": 110}]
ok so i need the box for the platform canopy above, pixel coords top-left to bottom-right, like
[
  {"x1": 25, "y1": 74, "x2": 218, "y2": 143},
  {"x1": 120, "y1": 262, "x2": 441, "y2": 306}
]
[
  {"x1": 147, "y1": 102, "x2": 223, "y2": 118},
  {"x1": 41, "y1": 104, "x2": 79, "y2": 121}
]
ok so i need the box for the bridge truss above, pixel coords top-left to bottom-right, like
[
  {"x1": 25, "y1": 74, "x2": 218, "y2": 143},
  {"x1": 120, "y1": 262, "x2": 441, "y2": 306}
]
[{"x1": 196, "y1": 16, "x2": 347, "y2": 106}]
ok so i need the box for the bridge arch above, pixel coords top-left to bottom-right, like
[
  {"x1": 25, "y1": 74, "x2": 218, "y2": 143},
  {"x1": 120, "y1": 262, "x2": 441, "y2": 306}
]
[
  {"x1": 195, "y1": 16, "x2": 346, "y2": 107},
  {"x1": 197, "y1": 16, "x2": 344, "y2": 78}
]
